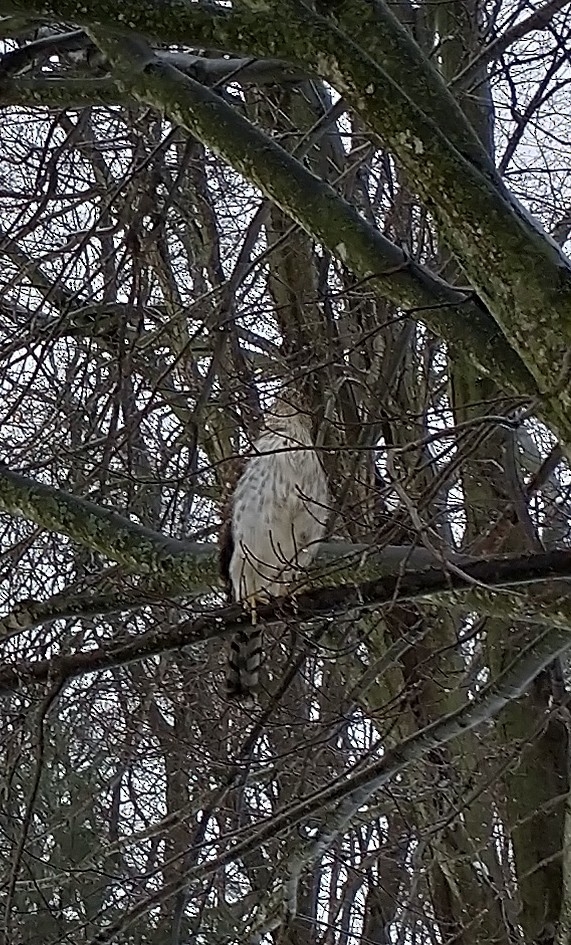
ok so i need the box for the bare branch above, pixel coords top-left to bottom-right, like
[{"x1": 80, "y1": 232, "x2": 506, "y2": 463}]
[
  {"x1": 453, "y1": 0, "x2": 571, "y2": 90},
  {"x1": 0, "y1": 578, "x2": 167, "y2": 643},
  {"x1": 84, "y1": 607, "x2": 571, "y2": 942}
]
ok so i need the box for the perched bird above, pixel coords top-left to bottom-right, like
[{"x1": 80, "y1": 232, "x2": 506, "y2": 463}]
[{"x1": 219, "y1": 392, "x2": 330, "y2": 700}]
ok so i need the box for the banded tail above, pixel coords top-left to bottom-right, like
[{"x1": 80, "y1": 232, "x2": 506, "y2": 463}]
[{"x1": 225, "y1": 623, "x2": 263, "y2": 701}]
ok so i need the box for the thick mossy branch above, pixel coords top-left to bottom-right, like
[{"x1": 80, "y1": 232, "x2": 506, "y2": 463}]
[
  {"x1": 85, "y1": 33, "x2": 538, "y2": 400},
  {"x1": 0, "y1": 76, "x2": 129, "y2": 108},
  {"x1": 85, "y1": 29, "x2": 571, "y2": 445},
  {"x1": 229, "y1": 0, "x2": 571, "y2": 410},
  {"x1": 317, "y1": 0, "x2": 497, "y2": 179},
  {"x1": 0, "y1": 464, "x2": 212, "y2": 591}
]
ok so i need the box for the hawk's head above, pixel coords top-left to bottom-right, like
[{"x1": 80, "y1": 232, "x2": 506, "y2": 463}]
[{"x1": 264, "y1": 389, "x2": 314, "y2": 438}]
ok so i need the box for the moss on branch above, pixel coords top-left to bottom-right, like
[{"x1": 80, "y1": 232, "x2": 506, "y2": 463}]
[
  {"x1": 0, "y1": 464, "x2": 214, "y2": 591},
  {"x1": 87, "y1": 39, "x2": 539, "y2": 401},
  {"x1": 99, "y1": 45, "x2": 571, "y2": 443}
]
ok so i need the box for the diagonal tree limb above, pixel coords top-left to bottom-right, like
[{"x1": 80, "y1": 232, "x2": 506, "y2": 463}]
[
  {"x1": 0, "y1": 462, "x2": 485, "y2": 591},
  {"x1": 315, "y1": 0, "x2": 497, "y2": 178},
  {"x1": 84, "y1": 28, "x2": 571, "y2": 448},
  {"x1": 0, "y1": 458, "x2": 515, "y2": 614},
  {"x1": 225, "y1": 0, "x2": 571, "y2": 410},
  {"x1": 83, "y1": 33, "x2": 540, "y2": 402},
  {"x1": 0, "y1": 462, "x2": 210, "y2": 588}
]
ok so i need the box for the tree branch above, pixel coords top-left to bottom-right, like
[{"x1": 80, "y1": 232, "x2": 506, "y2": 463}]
[
  {"x1": 0, "y1": 462, "x2": 211, "y2": 590},
  {"x1": 4, "y1": 3, "x2": 571, "y2": 440},
  {"x1": 85, "y1": 26, "x2": 571, "y2": 447},
  {"x1": 233, "y1": 0, "x2": 571, "y2": 418},
  {"x1": 452, "y1": 0, "x2": 571, "y2": 90},
  {"x1": 0, "y1": 23, "x2": 305, "y2": 86},
  {"x1": 0, "y1": 462, "x2": 485, "y2": 594},
  {"x1": 76, "y1": 0, "x2": 571, "y2": 444},
  {"x1": 0, "y1": 577, "x2": 166, "y2": 643},
  {"x1": 0, "y1": 76, "x2": 129, "y2": 108},
  {"x1": 4, "y1": 548, "x2": 571, "y2": 695},
  {"x1": 80, "y1": 33, "x2": 538, "y2": 404}
]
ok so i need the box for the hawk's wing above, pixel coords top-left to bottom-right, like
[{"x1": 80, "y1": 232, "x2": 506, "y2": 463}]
[
  {"x1": 218, "y1": 455, "x2": 247, "y2": 601},
  {"x1": 218, "y1": 453, "x2": 262, "y2": 701}
]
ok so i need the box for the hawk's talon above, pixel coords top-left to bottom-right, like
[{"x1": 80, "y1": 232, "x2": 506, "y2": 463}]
[{"x1": 244, "y1": 594, "x2": 258, "y2": 626}]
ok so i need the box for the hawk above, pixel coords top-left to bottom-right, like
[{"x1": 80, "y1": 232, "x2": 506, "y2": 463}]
[{"x1": 219, "y1": 393, "x2": 330, "y2": 700}]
